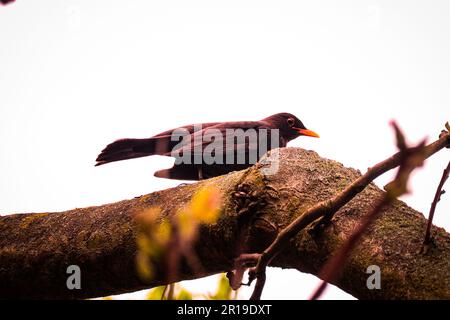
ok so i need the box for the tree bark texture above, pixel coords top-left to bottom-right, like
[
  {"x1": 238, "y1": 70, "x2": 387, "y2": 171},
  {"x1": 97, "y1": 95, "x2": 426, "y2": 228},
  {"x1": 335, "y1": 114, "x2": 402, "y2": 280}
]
[{"x1": 0, "y1": 148, "x2": 449, "y2": 299}]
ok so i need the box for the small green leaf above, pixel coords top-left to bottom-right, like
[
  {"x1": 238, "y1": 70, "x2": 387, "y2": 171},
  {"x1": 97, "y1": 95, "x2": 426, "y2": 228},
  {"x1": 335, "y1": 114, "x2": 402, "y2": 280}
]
[
  {"x1": 176, "y1": 288, "x2": 193, "y2": 300},
  {"x1": 146, "y1": 286, "x2": 167, "y2": 300},
  {"x1": 210, "y1": 273, "x2": 233, "y2": 300}
]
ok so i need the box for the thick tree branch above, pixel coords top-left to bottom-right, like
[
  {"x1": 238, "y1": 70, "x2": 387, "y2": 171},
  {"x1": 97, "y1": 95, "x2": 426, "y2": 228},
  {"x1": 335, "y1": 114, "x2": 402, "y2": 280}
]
[{"x1": 0, "y1": 133, "x2": 449, "y2": 299}]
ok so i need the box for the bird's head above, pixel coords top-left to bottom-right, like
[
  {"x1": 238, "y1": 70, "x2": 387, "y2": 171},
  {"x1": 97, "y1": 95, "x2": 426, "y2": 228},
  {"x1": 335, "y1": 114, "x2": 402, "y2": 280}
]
[{"x1": 263, "y1": 112, "x2": 320, "y2": 141}]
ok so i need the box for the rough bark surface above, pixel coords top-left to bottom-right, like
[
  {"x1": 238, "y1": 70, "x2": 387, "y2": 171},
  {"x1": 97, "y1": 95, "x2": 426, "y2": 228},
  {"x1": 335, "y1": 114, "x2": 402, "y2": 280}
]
[{"x1": 0, "y1": 148, "x2": 449, "y2": 299}]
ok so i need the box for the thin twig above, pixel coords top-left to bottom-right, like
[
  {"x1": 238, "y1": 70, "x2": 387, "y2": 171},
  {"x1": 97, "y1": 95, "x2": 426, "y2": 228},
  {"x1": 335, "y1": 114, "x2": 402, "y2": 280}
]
[
  {"x1": 243, "y1": 125, "x2": 449, "y2": 300},
  {"x1": 423, "y1": 161, "x2": 450, "y2": 245},
  {"x1": 0, "y1": 0, "x2": 15, "y2": 5},
  {"x1": 182, "y1": 246, "x2": 206, "y2": 277},
  {"x1": 249, "y1": 268, "x2": 266, "y2": 300},
  {"x1": 227, "y1": 253, "x2": 261, "y2": 290},
  {"x1": 167, "y1": 283, "x2": 175, "y2": 300},
  {"x1": 160, "y1": 285, "x2": 169, "y2": 300}
]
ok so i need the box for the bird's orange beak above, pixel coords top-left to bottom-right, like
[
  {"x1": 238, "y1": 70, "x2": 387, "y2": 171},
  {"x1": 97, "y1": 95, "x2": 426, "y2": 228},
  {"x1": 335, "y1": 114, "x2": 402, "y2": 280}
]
[{"x1": 294, "y1": 128, "x2": 320, "y2": 138}]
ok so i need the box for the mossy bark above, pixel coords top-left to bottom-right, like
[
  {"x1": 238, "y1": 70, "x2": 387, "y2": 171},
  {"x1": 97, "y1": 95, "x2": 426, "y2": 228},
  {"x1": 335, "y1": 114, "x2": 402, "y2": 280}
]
[{"x1": 0, "y1": 148, "x2": 449, "y2": 299}]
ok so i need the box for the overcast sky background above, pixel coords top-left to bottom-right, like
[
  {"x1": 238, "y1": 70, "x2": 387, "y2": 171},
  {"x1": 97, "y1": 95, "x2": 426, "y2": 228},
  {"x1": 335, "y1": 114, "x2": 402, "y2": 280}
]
[{"x1": 1, "y1": 0, "x2": 449, "y2": 299}]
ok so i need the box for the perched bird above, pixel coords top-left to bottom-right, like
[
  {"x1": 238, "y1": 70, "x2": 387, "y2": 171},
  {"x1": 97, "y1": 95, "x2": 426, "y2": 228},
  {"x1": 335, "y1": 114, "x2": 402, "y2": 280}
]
[{"x1": 95, "y1": 112, "x2": 319, "y2": 180}]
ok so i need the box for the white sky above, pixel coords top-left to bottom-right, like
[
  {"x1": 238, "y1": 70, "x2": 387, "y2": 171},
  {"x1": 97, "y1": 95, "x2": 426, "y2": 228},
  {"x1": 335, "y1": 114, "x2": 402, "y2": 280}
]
[{"x1": 0, "y1": 0, "x2": 449, "y2": 300}]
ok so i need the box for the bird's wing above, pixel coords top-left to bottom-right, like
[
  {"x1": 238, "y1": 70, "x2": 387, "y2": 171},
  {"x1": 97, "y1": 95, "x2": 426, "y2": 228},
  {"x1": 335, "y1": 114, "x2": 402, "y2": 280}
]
[
  {"x1": 153, "y1": 122, "x2": 220, "y2": 138},
  {"x1": 167, "y1": 122, "x2": 280, "y2": 160},
  {"x1": 150, "y1": 122, "x2": 221, "y2": 152}
]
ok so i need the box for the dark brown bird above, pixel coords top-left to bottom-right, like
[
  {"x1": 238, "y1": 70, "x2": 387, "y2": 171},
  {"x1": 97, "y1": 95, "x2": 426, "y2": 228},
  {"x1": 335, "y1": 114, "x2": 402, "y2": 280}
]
[{"x1": 95, "y1": 112, "x2": 319, "y2": 180}]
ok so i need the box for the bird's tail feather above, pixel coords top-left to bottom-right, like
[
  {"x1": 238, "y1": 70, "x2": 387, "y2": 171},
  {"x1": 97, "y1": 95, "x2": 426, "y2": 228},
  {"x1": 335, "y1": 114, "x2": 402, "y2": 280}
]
[{"x1": 95, "y1": 138, "x2": 163, "y2": 166}]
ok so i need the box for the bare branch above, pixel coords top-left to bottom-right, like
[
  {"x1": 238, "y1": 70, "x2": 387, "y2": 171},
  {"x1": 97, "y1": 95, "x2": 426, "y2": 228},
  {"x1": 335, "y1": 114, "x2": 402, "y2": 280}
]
[
  {"x1": 423, "y1": 161, "x2": 450, "y2": 246},
  {"x1": 0, "y1": 0, "x2": 15, "y2": 5}
]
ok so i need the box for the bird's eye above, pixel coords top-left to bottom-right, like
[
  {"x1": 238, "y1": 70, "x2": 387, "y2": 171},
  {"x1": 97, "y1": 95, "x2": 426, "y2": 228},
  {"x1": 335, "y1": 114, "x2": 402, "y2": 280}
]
[{"x1": 287, "y1": 118, "x2": 295, "y2": 127}]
